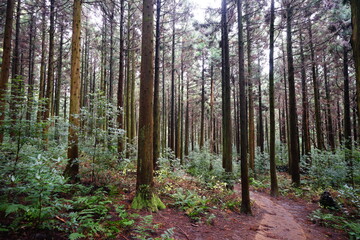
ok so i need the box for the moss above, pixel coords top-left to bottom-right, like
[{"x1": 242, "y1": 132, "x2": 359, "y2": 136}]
[{"x1": 131, "y1": 192, "x2": 166, "y2": 212}]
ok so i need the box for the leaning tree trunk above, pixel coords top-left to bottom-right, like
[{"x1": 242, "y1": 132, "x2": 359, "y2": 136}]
[
  {"x1": 0, "y1": 0, "x2": 15, "y2": 144},
  {"x1": 64, "y1": 0, "x2": 82, "y2": 183},
  {"x1": 132, "y1": 0, "x2": 165, "y2": 211}
]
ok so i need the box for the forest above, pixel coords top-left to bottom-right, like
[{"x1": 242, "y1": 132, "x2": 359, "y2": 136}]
[{"x1": 0, "y1": 0, "x2": 359, "y2": 239}]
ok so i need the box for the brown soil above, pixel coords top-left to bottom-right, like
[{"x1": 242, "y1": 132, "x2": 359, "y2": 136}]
[{"x1": 137, "y1": 186, "x2": 348, "y2": 240}]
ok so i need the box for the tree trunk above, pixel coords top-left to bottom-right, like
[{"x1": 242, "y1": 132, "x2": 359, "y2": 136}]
[
  {"x1": 200, "y1": 55, "x2": 205, "y2": 149},
  {"x1": 0, "y1": 0, "x2": 16, "y2": 143},
  {"x1": 36, "y1": 0, "x2": 47, "y2": 123},
  {"x1": 54, "y1": 24, "x2": 64, "y2": 142},
  {"x1": 257, "y1": 57, "x2": 264, "y2": 152},
  {"x1": 132, "y1": 0, "x2": 165, "y2": 211},
  {"x1": 299, "y1": 29, "x2": 311, "y2": 156},
  {"x1": 26, "y1": 12, "x2": 36, "y2": 123},
  {"x1": 118, "y1": 0, "x2": 125, "y2": 156},
  {"x1": 153, "y1": 0, "x2": 162, "y2": 170},
  {"x1": 43, "y1": 0, "x2": 55, "y2": 145},
  {"x1": 323, "y1": 55, "x2": 335, "y2": 151},
  {"x1": 237, "y1": 0, "x2": 251, "y2": 214},
  {"x1": 246, "y1": 0, "x2": 255, "y2": 173},
  {"x1": 286, "y1": 4, "x2": 300, "y2": 186},
  {"x1": 64, "y1": 0, "x2": 82, "y2": 183},
  {"x1": 9, "y1": 0, "x2": 22, "y2": 139},
  {"x1": 343, "y1": 46, "x2": 354, "y2": 186},
  {"x1": 269, "y1": 0, "x2": 279, "y2": 196},
  {"x1": 221, "y1": 0, "x2": 233, "y2": 179},
  {"x1": 308, "y1": 19, "x2": 324, "y2": 150},
  {"x1": 169, "y1": 6, "x2": 176, "y2": 153},
  {"x1": 350, "y1": 0, "x2": 360, "y2": 141}
]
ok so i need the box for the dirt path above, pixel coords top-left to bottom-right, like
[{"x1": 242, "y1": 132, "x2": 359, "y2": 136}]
[{"x1": 251, "y1": 191, "x2": 306, "y2": 240}]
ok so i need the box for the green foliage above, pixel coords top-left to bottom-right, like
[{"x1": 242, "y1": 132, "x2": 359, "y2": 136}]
[
  {"x1": 171, "y1": 188, "x2": 209, "y2": 221},
  {"x1": 309, "y1": 209, "x2": 360, "y2": 239},
  {"x1": 304, "y1": 149, "x2": 360, "y2": 188},
  {"x1": 254, "y1": 149, "x2": 270, "y2": 175},
  {"x1": 133, "y1": 215, "x2": 160, "y2": 240},
  {"x1": 185, "y1": 150, "x2": 237, "y2": 188}
]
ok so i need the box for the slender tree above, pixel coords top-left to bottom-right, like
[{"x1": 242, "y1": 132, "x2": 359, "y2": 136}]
[
  {"x1": 64, "y1": 0, "x2": 82, "y2": 182},
  {"x1": 153, "y1": 0, "x2": 162, "y2": 170},
  {"x1": 118, "y1": 0, "x2": 125, "y2": 156},
  {"x1": 0, "y1": 0, "x2": 15, "y2": 144},
  {"x1": 285, "y1": 2, "x2": 300, "y2": 186},
  {"x1": 132, "y1": 0, "x2": 165, "y2": 211},
  {"x1": 221, "y1": 0, "x2": 233, "y2": 181},
  {"x1": 350, "y1": 0, "x2": 360, "y2": 136},
  {"x1": 237, "y1": 0, "x2": 251, "y2": 214},
  {"x1": 269, "y1": 0, "x2": 278, "y2": 196}
]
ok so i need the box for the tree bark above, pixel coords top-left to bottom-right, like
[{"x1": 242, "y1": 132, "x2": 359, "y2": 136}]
[
  {"x1": 221, "y1": 0, "x2": 233, "y2": 179},
  {"x1": 246, "y1": 0, "x2": 255, "y2": 173},
  {"x1": 286, "y1": 4, "x2": 300, "y2": 186},
  {"x1": 343, "y1": 46, "x2": 354, "y2": 186},
  {"x1": 350, "y1": 0, "x2": 360, "y2": 141},
  {"x1": 132, "y1": 0, "x2": 165, "y2": 211},
  {"x1": 269, "y1": 0, "x2": 279, "y2": 196},
  {"x1": 308, "y1": 19, "x2": 324, "y2": 151},
  {"x1": 43, "y1": 0, "x2": 55, "y2": 145},
  {"x1": 117, "y1": 0, "x2": 125, "y2": 156},
  {"x1": 64, "y1": 0, "x2": 82, "y2": 183},
  {"x1": 153, "y1": 0, "x2": 162, "y2": 170},
  {"x1": 299, "y1": 29, "x2": 311, "y2": 156},
  {"x1": 0, "y1": 0, "x2": 16, "y2": 143},
  {"x1": 237, "y1": 0, "x2": 251, "y2": 214}
]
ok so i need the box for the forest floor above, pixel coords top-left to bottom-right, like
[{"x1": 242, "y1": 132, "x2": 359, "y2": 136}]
[
  {"x1": 0, "y1": 169, "x2": 349, "y2": 240},
  {"x1": 127, "y1": 187, "x2": 347, "y2": 240},
  {"x1": 113, "y1": 172, "x2": 348, "y2": 240}
]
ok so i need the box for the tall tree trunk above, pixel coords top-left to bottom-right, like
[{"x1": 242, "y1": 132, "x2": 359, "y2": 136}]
[
  {"x1": 26, "y1": 12, "x2": 36, "y2": 123},
  {"x1": 169, "y1": 5, "x2": 176, "y2": 153},
  {"x1": 54, "y1": 24, "x2": 64, "y2": 142},
  {"x1": 350, "y1": 0, "x2": 360, "y2": 140},
  {"x1": 43, "y1": 0, "x2": 55, "y2": 145},
  {"x1": 64, "y1": 0, "x2": 82, "y2": 183},
  {"x1": 210, "y1": 63, "x2": 215, "y2": 160},
  {"x1": 0, "y1": 0, "x2": 15, "y2": 143},
  {"x1": 184, "y1": 76, "x2": 190, "y2": 158},
  {"x1": 153, "y1": 0, "x2": 161, "y2": 170},
  {"x1": 37, "y1": 0, "x2": 47, "y2": 123},
  {"x1": 237, "y1": 0, "x2": 251, "y2": 214},
  {"x1": 9, "y1": 0, "x2": 22, "y2": 139},
  {"x1": 323, "y1": 54, "x2": 335, "y2": 151},
  {"x1": 221, "y1": 0, "x2": 233, "y2": 179},
  {"x1": 246, "y1": 0, "x2": 255, "y2": 173},
  {"x1": 132, "y1": 0, "x2": 165, "y2": 211},
  {"x1": 200, "y1": 55, "x2": 205, "y2": 149},
  {"x1": 286, "y1": 3, "x2": 300, "y2": 186},
  {"x1": 299, "y1": 29, "x2": 311, "y2": 156},
  {"x1": 308, "y1": 18, "x2": 324, "y2": 150},
  {"x1": 118, "y1": 0, "x2": 125, "y2": 156},
  {"x1": 269, "y1": 0, "x2": 278, "y2": 196},
  {"x1": 343, "y1": 46, "x2": 354, "y2": 186},
  {"x1": 257, "y1": 57, "x2": 264, "y2": 152}
]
